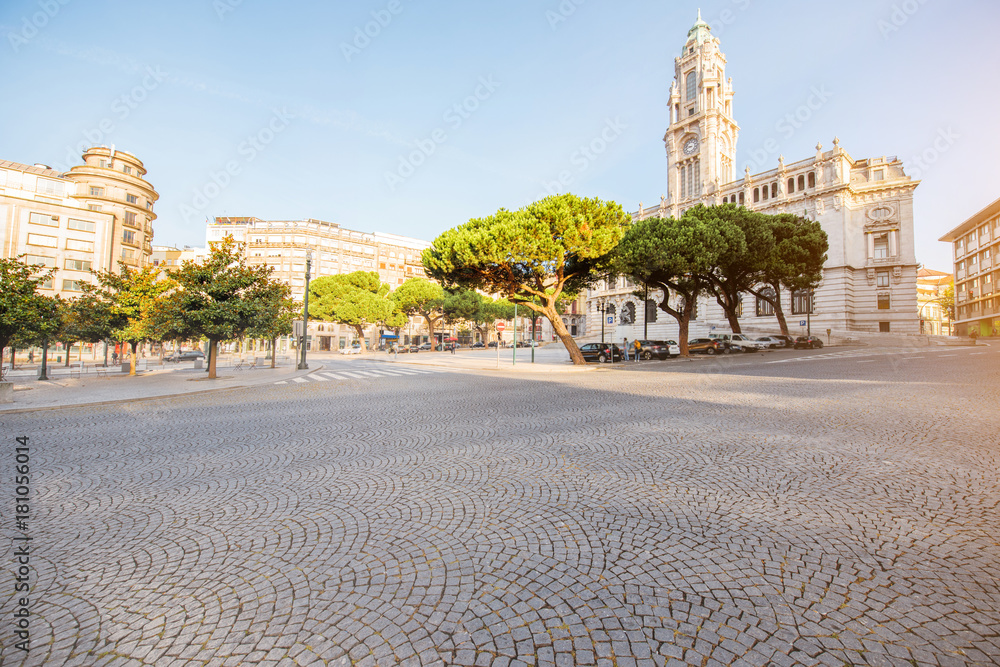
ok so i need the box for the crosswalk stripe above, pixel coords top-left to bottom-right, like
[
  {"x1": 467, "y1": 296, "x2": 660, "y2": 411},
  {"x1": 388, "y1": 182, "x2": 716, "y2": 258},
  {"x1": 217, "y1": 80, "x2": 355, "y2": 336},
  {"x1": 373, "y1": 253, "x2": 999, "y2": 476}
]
[
  {"x1": 310, "y1": 374, "x2": 329, "y2": 382},
  {"x1": 292, "y1": 377, "x2": 309, "y2": 383}
]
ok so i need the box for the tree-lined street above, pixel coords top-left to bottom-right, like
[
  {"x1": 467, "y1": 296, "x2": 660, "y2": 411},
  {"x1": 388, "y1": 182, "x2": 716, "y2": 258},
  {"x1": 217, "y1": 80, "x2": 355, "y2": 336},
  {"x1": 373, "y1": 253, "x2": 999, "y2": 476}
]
[{"x1": 2, "y1": 345, "x2": 997, "y2": 666}]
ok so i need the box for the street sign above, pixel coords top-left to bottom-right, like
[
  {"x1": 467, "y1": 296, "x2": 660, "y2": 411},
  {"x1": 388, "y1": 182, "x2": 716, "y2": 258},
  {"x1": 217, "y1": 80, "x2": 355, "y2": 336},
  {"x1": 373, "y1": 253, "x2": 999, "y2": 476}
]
[
  {"x1": 607, "y1": 316, "x2": 614, "y2": 325},
  {"x1": 799, "y1": 320, "x2": 807, "y2": 326},
  {"x1": 495, "y1": 322, "x2": 506, "y2": 332}
]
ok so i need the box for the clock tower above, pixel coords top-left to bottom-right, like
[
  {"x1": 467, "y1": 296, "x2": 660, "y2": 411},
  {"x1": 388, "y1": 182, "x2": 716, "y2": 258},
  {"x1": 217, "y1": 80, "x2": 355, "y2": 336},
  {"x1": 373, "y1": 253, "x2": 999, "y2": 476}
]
[{"x1": 664, "y1": 11, "x2": 739, "y2": 215}]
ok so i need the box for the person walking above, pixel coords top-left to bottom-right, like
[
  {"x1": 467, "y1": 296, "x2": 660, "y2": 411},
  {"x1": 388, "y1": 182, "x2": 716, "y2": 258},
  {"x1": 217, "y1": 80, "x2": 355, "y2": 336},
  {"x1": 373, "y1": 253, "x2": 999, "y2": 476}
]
[
  {"x1": 634, "y1": 338, "x2": 642, "y2": 362},
  {"x1": 623, "y1": 338, "x2": 630, "y2": 361}
]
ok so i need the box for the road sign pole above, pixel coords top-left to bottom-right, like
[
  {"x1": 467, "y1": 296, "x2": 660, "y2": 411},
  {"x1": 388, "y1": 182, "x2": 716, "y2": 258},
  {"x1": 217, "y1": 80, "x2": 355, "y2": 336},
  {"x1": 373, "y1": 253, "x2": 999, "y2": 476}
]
[{"x1": 513, "y1": 304, "x2": 517, "y2": 366}]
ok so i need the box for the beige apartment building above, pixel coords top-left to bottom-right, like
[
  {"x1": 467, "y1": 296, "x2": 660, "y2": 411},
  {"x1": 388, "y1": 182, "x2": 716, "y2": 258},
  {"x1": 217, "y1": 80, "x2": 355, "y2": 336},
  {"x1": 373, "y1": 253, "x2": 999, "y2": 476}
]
[
  {"x1": 939, "y1": 196, "x2": 1000, "y2": 337},
  {"x1": 916, "y1": 268, "x2": 953, "y2": 336},
  {"x1": 206, "y1": 217, "x2": 431, "y2": 350},
  {"x1": 0, "y1": 147, "x2": 158, "y2": 298},
  {"x1": 587, "y1": 14, "x2": 920, "y2": 342}
]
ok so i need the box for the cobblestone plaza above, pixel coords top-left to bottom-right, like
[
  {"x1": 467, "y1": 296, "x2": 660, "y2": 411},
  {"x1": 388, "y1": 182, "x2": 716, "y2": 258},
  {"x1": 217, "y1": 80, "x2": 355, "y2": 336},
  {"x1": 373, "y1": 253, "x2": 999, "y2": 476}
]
[{"x1": 2, "y1": 347, "x2": 999, "y2": 666}]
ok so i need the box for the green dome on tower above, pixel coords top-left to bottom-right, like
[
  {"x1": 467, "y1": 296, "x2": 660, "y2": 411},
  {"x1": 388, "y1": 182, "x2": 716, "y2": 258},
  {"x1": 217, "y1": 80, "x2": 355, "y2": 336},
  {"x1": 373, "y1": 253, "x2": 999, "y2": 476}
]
[{"x1": 684, "y1": 9, "x2": 712, "y2": 52}]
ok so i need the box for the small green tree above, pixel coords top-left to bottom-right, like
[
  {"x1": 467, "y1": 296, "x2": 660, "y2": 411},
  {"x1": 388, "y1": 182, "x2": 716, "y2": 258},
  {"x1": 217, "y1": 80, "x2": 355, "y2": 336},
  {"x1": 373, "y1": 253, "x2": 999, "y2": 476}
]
[
  {"x1": 166, "y1": 236, "x2": 286, "y2": 378},
  {"x1": 392, "y1": 278, "x2": 446, "y2": 344},
  {"x1": 308, "y1": 271, "x2": 401, "y2": 352},
  {"x1": 245, "y1": 280, "x2": 299, "y2": 368},
  {"x1": 424, "y1": 193, "x2": 629, "y2": 364},
  {"x1": 0, "y1": 256, "x2": 56, "y2": 378},
  {"x1": 90, "y1": 263, "x2": 172, "y2": 376},
  {"x1": 12, "y1": 295, "x2": 63, "y2": 374}
]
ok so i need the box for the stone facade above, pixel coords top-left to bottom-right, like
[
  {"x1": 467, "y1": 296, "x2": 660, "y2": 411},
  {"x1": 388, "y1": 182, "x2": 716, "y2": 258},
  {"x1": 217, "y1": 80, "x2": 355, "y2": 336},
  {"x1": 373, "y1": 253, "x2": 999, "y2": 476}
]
[{"x1": 585, "y1": 14, "x2": 920, "y2": 342}]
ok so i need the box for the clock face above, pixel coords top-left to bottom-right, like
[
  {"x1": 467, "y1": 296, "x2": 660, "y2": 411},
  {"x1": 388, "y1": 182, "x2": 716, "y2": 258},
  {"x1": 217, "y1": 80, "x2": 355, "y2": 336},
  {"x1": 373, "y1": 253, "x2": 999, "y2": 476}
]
[{"x1": 683, "y1": 138, "x2": 699, "y2": 155}]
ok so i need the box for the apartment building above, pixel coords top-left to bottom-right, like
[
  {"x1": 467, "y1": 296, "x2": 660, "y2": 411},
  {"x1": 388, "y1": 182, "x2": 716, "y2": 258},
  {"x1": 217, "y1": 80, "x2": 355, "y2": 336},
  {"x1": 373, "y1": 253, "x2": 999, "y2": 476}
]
[
  {"x1": 0, "y1": 147, "x2": 158, "y2": 298},
  {"x1": 939, "y1": 196, "x2": 1000, "y2": 337}
]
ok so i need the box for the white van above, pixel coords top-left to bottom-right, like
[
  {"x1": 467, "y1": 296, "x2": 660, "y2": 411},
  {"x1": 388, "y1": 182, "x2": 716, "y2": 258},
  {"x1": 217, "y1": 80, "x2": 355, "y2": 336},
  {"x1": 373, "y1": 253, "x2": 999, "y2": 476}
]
[{"x1": 708, "y1": 332, "x2": 765, "y2": 352}]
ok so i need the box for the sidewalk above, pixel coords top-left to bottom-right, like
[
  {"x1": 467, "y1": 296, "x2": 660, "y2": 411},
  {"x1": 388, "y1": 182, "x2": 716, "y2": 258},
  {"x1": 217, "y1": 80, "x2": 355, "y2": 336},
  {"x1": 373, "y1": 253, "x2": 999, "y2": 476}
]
[{"x1": 0, "y1": 361, "x2": 318, "y2": 413}]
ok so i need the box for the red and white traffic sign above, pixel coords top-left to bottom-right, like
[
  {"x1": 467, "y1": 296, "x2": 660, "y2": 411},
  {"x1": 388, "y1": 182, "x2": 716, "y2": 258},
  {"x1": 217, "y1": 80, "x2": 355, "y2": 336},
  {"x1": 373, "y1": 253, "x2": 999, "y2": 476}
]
[{"x1": 495, "y1": 322, "x2": 506, "y2": 332}]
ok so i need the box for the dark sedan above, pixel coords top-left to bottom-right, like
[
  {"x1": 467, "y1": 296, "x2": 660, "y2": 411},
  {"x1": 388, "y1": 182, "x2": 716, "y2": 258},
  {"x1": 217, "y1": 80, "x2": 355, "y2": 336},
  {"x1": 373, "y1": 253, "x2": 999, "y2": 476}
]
[
  {"x1": 579, "y1": 342, "x2": 624, "y2": 363},
  {"x1": 793, "y1": 336, "x2": 824, "y2": 349}
]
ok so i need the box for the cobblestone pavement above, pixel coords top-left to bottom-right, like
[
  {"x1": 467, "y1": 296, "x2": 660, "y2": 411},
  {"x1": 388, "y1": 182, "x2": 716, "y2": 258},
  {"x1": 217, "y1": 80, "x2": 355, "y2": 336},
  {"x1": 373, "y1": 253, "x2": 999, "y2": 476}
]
[{"x1": 1, "y1": 346, "x2": 998, "y2": 666}]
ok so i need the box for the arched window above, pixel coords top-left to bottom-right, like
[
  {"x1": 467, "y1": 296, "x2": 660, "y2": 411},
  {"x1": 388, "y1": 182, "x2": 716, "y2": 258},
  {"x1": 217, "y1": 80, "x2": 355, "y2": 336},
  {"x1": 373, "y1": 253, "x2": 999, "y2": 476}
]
[
  {"x1": 756, "y1": 287, "x2": 776, "y2": 317},
  {"x1": 762, "y1": 186, "x2": 769, "y2": 201},
  {"x1": 685, "y1": 72, "x2": 697, "y2": 101},
  {"x1": 722, "y1": 196, "x2": 728, "y2": 204},
  {"x1": 645, "y1": 299, "x2": 658, "y2": 323},
  {"x1": 606, "y1": 304, "x2": 616, "y2": 317},
  {"x1": 787, "y1": 177, "x2": 795, "y2": 193},
  {"x1": 771, "y1": 183, "x2": 778, "y2": 198},
  {"x1": 753, "y1": 188, "x2": 760, "y2": 203},
  {"x1": 808, "y1": 171, "x2": 816, "y2": 188},
  {"x1": 797, "y1": 174, "x2": 806, "y2": 190},
  {"x1": 739, "y1": 192, "x2": 745, "y2": 205}
]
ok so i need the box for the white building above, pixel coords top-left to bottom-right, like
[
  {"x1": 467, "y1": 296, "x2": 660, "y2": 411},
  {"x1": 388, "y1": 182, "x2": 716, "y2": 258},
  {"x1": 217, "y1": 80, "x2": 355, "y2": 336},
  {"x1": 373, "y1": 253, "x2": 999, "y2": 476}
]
[
  {"x1": 0, "y1": 147, "x2": 158, "y2": 299},
  {"x1": 586, "y1": 13, "x2": 920, "y2": 342}
]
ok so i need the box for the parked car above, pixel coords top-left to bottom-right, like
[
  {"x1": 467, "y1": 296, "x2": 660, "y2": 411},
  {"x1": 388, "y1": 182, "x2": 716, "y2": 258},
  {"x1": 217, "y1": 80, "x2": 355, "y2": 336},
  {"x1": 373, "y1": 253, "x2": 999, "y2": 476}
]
[
  {"x1": 755, "y1": 336, "x2": 785, "y2": 349},
  {"x1": 770, "y1": 334, "x2": 796, "y2": 348},
  {"x1": 579, "y1": 342, "x2": 624, "y2": 363},
  {"x1": 634, "y1": 340, "x2": 669, "y2": 360},
  {"x1": 418, "y1": 342, "x2": 433, "y2": 351},
  {"x1": 436, "y1": 343, "x2": 458, "y2": 351},
  {"x1": 339, "y1": 345, "x2": 363, "y2": 355},
  {"x1": 687, "y1": 338, "x2": 731, "y2": 355},
  {"x1": 470, "y1": 342, "x2": 486, "y2": 349},
  {"x1": 658, "y1": 340, "x2": 681, "y2": 358},
  {"x1": 165, "y1": 350, "x2": 204, "y2": 362},
  {"x1": 709, "y1": 332, "x2": 765, "y2": 352},
  {"x1": 794, "y1": 335, "x2": 825, "y2": 349}
]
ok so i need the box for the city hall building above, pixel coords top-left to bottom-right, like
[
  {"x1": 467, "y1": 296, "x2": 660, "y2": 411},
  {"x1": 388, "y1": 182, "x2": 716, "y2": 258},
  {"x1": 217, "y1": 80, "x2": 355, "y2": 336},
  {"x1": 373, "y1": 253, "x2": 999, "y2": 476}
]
[{"x1": 586, "y1": 13, "x2": 920, "y2": 342}]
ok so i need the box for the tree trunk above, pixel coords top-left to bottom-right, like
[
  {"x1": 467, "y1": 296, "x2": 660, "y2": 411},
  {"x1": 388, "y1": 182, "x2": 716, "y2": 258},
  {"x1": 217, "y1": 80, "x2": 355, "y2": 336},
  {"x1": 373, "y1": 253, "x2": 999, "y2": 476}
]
[
  {"x1": 208, "y1": 338, "x2": 219, "y2": 379},
  {"x1": 772, "y1": 291, "x2": 789, "y2": 336},
  {"x1": 129, "y1": 341, "x2": 139, "y2": 376},
  {"x1": 0, "y1": 341, "x2": 10, "y2": 378},
  {"x1": 534, "y1": 302, "x2": 584, "y2": 364},
  {"x1": 677, "y1": 298, "x2": 694, "y2": 357},
  {"x1": 270, "y1": 337, "x2": 277, "y2": 368},
  {"x1": 64, "y1": 341, "x2": 72, "y2": 366},
  {"x1": 353, "y1": 325, "x2": 366, "y2": 351}
]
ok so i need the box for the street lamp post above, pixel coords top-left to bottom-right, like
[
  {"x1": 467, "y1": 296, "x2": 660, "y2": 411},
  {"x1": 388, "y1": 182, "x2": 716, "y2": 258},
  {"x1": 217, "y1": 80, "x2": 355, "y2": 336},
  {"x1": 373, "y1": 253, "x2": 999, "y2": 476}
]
[
  {"x1": 597, "y1": 300, "x2": 607, "y2": 344},
  {"x1": 297, "y1": 252, "x2": 313, "y2": 370}
]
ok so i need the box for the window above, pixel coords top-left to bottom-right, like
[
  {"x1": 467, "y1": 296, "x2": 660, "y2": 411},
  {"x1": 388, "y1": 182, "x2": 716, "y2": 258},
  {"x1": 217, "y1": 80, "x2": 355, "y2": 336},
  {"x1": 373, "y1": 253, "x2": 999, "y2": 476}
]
[
  {"x1": 146, "y1": 200, "x2": 153, "y2": 210},
  {"x1": 89, "y1": 186, "x2": 104, "y2": 197},
  {"x1": 122, "y1": 166, "x2": 132, "y2": 175},
  {"x1": 645, "y1": 299, "x2": 658, "y2": 323},
  {"x1": 63, "y1": 279, "x2": 85, "y2": 292},
  {"x1": 756, "y1": 288, "x2": 776, "y2": 317},
  {"x1": 797, "y1": 175, "x2": 805, "y2": 190},
  {"x1": 753, "y1": 188, "x2": 760, "y2": 203},
  {"x1": 121, "y1": 247, "x2": 136, "y2": 261},
  {"x1": 64, "y1": 258, "x2": 92, "y2": 271},
  {"x1": 124, "y1": 211, "x2": 137, "y2": 226},
  {"x1": 762, "y1": 186, "x2": 769, "y2": 201},
  {"x1": 123, "y1": 229, "x2": 137, "y2": 244},
  {"x1": 874, "y1": 234, "x2": 889, "y2": 260},
  {"x1": 25, "y1": 254, "x2": 55, "y2": 268},
  {"x1": 39, "y1": 277, "x2": 53, "y2": 290},
  {"x1": 808, "y1": 172, "x2": 816, "y2": 188},
  {"x1": 791, "y1": 290, "x2": 813, "y2": 315},
  {"x1": 36, "y1": 179, "x2": 65, "y2": 196},
  {"x1": 126, "y1": 193, "x2": 139, "y2": 204},
  {"x1": 739, "y1": 192, "x2": 744, "y2": 205},
  {"x1": 29, "y1": 211, "x2": 59, "y2": 226},
  {"x1": 873, "y1": 169, "x2": 884, "y2": 181},
  {"x1": 685, "y1": 71, "x2": 696, "y2": 101},
  {"x1": 877, "y1": 294, "x2": 891, "y2": 310},
  {"x1": 27, "y1": 233, "x2": 58, "y2": 248},
  {"x1": 787, "y1": 177, "x2": 795, "y2": 193},
  {"x1": 770, "y1": 183, "x2": 778, "y2": 198},
  {"x1": 88, "y1": 204, "x2": 102, "y2": 212},
  {"x1": 879, "y1": 322, "x2": 891, "y2": 332},
  {"x1": 99, "y1": 159, "x2": 107, "y2": 168},
  {"x1": 876, "y1": 270, "x2": 890, "y2": 287},
  {"x1": 67, "y1": 218, "x2": 96, "y2": 232},
  {"x1": 66, "y1": 238, "x2": 94, "y2": 252}
]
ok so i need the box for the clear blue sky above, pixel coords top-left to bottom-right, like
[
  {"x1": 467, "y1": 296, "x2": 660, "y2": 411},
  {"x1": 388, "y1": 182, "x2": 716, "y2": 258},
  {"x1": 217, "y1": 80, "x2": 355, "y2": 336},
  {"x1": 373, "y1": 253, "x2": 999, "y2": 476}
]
[{"x1": 2, "y1": 0, "x2": 997, "y2": 271}]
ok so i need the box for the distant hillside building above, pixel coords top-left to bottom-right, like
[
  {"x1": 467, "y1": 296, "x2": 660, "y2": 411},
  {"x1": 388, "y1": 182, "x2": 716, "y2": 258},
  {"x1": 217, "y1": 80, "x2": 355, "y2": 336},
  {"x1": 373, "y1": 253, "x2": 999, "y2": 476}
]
[
  {"x1": 586, "y1": 14, "x2": 920, "y2": 341},
  {"x1": 916, "y1": 268, "x2": 953, "y2": 335}
]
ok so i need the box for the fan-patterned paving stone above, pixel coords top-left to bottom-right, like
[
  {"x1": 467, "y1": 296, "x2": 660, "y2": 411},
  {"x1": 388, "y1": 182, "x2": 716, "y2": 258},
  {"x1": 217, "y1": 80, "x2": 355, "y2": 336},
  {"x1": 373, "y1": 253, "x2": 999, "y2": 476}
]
[{"x1": 1, "y1": 350, "x2": 999, "y2": 666}]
